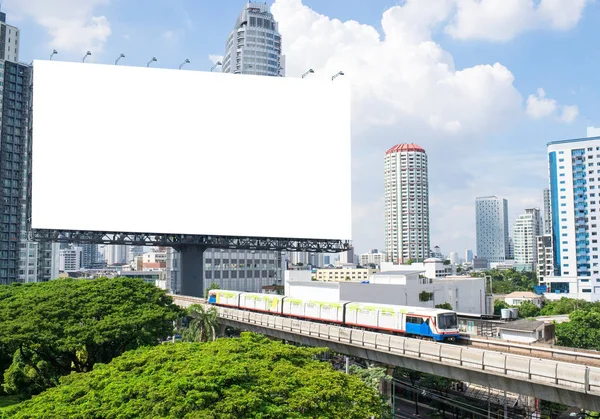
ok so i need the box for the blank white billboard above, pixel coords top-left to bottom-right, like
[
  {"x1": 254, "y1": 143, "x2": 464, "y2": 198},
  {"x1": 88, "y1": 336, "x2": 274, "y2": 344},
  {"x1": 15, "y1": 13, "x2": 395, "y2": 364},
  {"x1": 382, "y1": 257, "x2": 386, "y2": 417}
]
[{"x1": 31, "y1": 60, "x2": 351, "y2": 240}]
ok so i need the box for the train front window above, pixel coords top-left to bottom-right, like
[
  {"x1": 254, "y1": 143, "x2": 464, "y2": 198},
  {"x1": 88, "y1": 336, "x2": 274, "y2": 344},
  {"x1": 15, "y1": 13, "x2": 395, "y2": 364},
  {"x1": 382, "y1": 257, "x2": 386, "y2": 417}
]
[{"x1": 437, "y1": 313, "x2": 457, "y2": 330}]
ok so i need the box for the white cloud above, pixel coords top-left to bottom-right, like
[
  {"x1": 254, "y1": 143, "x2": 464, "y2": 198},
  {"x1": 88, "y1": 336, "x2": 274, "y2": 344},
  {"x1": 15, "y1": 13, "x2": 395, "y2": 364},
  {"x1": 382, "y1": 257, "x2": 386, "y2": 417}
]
[
  {"x1": 5, "y1": 0, "x2": 111, "y2": 54},
  {"x1": 526, "y1": 88, "x2": 578, "y2": 123},
  {"x1": 446, "y1": 0, "x2": 589, "y2": 41},
  {"x1": 270, "y1": 0, "x2": 584, "y2": 254},
  {"x1": 560, "y1": 105, "x2": 579, "y2": 123},
  {"x1": 526, "y1": 88, "x2": 557, "y2": 119},
  {"x1": 272, "y1": 0, "x2": 523, "y2": 138}
]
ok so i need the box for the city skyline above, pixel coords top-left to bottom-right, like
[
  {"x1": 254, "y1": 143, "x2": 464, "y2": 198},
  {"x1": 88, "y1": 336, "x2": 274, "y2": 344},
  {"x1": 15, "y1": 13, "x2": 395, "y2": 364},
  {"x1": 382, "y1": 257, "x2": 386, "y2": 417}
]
[{"x1": 8, "y1": 0, "x2": 600, "y2": 255}]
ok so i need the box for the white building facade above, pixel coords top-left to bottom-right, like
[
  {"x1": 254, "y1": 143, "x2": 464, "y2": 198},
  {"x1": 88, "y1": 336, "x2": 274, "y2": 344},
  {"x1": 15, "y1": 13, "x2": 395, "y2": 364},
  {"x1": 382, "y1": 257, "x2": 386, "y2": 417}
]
[
  {"x1": 285, "y1": 272, "x2": 487, "y2": 314},
  {"x1": 475, "y1": 196, "x2": 510, "y2": 265},
  {"x1": 384, "y1": 144, "x2": 430, "y2": 264},
  {"x1": 543, "y1": 135, "x2": 600, "y2": 301},
  {"x1": 537, "y1": 235, "x2": 555, "y2": 282},
  {"x1": 360, "y1": 249, "x2": 385, "y2": 267},
  {"x1": 59, "y1": 247, "x2": 82, "y2": 272},
  {"x1": 512, "y1": 208, "x2": 543, "y2": 266},
  {"x1": 0, "y1": 12, "x2": 19, "y2": 62},
  {"x1": 222, "y1": 2, "x2": 284, "y2": 77}
]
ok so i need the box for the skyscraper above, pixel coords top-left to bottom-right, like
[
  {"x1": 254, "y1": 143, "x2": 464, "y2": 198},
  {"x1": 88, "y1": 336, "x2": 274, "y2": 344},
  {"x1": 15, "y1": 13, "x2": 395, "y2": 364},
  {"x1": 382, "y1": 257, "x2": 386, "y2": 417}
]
[
  {"x1": 475, "y1": 196, "x2": 510, "y2": 265},
  {"x1": 222, "y1": 2, "x2": 284, "y2": 77},
  {"x1": 81, "y1": 244, "x2": 100, "y2": 269},
  {"x1": 543, "y1": 135, "x2": 600, "y2": 300},
  {"x1": 465, "y1": 249, "x2": 474, "y2": 263},
  {"x1": 512, "y1": 208, "x2": 543, "y2": 265},
  {"x1": 0, "y1": 11, "x2": 61, "y2": 284},
  {"x1": 543, "y1": 188, "x2": 552, "y2": 235},
  {"x1": 0, "y1": 11, "x2": 19, "y2": 62},
  {"x1": 384, "y1": 143, "x2": 430, "y2": 263}
]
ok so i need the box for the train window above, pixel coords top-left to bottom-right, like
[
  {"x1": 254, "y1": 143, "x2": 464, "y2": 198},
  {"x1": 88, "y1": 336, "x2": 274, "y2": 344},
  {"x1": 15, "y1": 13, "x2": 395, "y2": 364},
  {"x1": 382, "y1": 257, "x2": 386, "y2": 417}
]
[{"x1": 406, "y1": 316, "x2": 423, "y2": 324}]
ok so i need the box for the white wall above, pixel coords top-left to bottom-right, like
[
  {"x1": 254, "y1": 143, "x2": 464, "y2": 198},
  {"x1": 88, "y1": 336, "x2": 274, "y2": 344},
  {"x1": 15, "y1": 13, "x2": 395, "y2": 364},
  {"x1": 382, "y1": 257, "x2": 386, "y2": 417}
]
[
  {"x1": 499, "y1": 329, "x2": 540, "y2": 344},
  {"x1": 286, "y1": 276, "x2": 487, "y2": 314}
]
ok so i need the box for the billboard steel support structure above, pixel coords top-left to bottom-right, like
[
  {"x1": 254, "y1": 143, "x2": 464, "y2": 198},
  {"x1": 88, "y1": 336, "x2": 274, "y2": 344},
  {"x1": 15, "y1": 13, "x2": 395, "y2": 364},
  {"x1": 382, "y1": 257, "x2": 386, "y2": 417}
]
[
  {"x1": 30, "y1": 229, "x2": 352, "y2": 298},
  {"x1": 29, "y1": 229, "x2": 352, "y2": 253}
]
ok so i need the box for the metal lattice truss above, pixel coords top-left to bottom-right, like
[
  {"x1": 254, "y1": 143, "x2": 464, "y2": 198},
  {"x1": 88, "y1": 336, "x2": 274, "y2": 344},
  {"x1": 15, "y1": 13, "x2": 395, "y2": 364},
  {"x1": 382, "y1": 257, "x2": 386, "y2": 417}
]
[{"x1": 29, "y1": 229, "x2": 352, "y2": 253}]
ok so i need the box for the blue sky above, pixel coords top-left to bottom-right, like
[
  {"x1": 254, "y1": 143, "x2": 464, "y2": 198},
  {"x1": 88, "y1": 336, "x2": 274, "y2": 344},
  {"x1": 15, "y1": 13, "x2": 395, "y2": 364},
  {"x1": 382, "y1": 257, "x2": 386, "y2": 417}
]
[{"x1": 8, "y1": 0, "x2": 600, "y2": 257}]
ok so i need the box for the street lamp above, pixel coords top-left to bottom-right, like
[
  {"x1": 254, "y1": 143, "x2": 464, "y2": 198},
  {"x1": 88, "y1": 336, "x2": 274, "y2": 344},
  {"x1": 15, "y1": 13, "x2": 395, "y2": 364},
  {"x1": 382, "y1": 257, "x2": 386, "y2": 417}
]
[
  {"x1": 114, "y1": 53, "x2": 125, "y2": 65},
  {"x1": 50, "y1": 50, "x2": 58, "y2": 60},
  {"x1": 301, "y1": 69, "x2": 314, "y2": 79},
  {"x1": 82, "y1": 51, "x2": 91, "y2": 63},
  {"x1": 179, "y1": 58, "x2": 190, "y2": 70},
  {"x1": 147, "y1": 57, "x2": 157, "y2": 67},
  {"x1": 331, "y1": 71, "x2": 344, "y2": 81},
  {"x1": 210, "y1": 61, "x2": 222, "y2": 72}
]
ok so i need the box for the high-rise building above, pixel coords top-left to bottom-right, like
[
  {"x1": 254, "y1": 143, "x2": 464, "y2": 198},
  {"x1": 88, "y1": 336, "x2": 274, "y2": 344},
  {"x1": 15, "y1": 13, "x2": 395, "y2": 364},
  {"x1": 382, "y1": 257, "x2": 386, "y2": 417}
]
[
  {"x1": 0, "y1": 12, "x2": 19, "y2": 62},
  {"x1": 465, "y1": 249, "x2": 474, "y2": 263},
  {"x1": 512, "y1": 208, "x2": 543, "y2": 265},
  {"x1": 475, "y1": 196, "x2": 510, "y2": 265},
  {"x1": 80, "y1": 244, "x2": 99, "y2": 269},
  {"x1": 166, "y1": 2, "x2": 286, "y2": 295},
  {"x1": 339, "y1": 248, "x2": 354, "y2": 264},
  {"x1": 543, "y1": 135, "x2": 600, "y2": 300},
  {"x1": 543, "y1": 188, "x2": 552, "y2": 235},
  {"x1": 360, "y1": 249, "x2": 385, "y2": 267},
  {"x1": 0, "y1": 11, "x2": 61, "y2": 284},
  {"x1": 384, "y1": 144, "x2": 430, "y2": 264},
  {"x1": 105, "y1": 245, "x2": 129, "y2": 265},
  {"x1": 222, "y1": 2, "x2": 284, "y2": 77},
  {"x1": 536, "y1": 235, "x2": 554, "y2": 282},
  {"x1": 59, "y1": 246, "x2": 82, "y2": 272},
  {"x1": 448, "y1": 252, "x2": 460, "y2": 265}
]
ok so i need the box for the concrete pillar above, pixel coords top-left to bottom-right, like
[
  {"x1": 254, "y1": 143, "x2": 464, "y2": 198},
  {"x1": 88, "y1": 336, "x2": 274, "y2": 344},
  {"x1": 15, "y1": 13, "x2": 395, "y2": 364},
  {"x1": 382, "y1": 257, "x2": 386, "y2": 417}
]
[
  {"x1": 178, "y1": 245, "x2": 207, "y2": 297},
  {"x1": 218, "y1": 323, "x2": 227, "y2": 338}
]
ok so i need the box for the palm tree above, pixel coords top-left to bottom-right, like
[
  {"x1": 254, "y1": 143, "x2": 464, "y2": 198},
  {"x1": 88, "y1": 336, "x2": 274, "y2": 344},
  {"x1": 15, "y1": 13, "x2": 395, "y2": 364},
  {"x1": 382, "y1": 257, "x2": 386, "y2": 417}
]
[{"x1": 182, "y1": 304, "x2": 219, "y2": 343}]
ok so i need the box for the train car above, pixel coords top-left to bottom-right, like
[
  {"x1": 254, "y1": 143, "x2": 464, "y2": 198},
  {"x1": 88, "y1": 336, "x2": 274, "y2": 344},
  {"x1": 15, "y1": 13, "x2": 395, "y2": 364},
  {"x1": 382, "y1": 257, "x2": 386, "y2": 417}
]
[
  {"x1": 238, "y1": 292, "x2": 284, "y2": 314},
  {"x1": 282, "y1": 297, "x2": 347, "y2": 323},
  {"x1": 344, "y1": 302, "x2": 459, "y2": 342},
  {"x1": 207, "y1": 289, "x2": 241, "y2": 307}
]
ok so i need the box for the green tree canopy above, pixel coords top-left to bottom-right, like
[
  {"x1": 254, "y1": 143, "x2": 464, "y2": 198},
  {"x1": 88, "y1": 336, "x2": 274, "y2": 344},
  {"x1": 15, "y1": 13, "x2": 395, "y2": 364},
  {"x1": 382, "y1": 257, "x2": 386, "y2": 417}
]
[
  {"x1": 181, "y1": 304, "x2": 219, "y2": 343},
  {"x1": 555, "y1": 309, "x2": 600, "y2": 350},
  {"x1": 0, "y1": 277, "x2": 181, "y2": 396},
  {"x1": 516, "y1": 300, "x2": 541, "y2": 318},
  {"x1": 435, "y1": 302, "x2": 453, "y2": 310},
  {"x1": 540, "y1": 297, "x2": 593, "y2": 315},
  {"x1": 5, "y1": 333, "x2": 385, "y2": 419},
  {"x1": 484, "y1": 268, "x2": 538, "y2": 294}
]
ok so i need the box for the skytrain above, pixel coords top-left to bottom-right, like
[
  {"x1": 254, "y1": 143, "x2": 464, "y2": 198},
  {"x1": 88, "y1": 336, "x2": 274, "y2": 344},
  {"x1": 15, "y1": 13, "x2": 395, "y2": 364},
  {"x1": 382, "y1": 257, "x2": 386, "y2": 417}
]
[{"x1": 207, "y1": 289, "x2": 460, "y2": 342}]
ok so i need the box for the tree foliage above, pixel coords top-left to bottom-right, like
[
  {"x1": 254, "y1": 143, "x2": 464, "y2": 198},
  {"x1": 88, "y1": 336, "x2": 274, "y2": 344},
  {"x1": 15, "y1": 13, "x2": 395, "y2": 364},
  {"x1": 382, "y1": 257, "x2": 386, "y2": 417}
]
[
  {"x1": 516, "y1": 300, "x2": 540, "y2": 318},
  {"x1": 540, "y1": 297, "x2": 596, "y2": 315},
  {"x1": 181, "y1": 304, "x2": 219, "y2": 343},
  {"x1": 349, "y1": 364, "x2": 390, "y2": 391},
  {"x1": 0, "y1": 277, "x2": 181, "y2": 396},
  {"x1": 478, "y1": 268, "x2": 538, "y2": 294},
  {"x1": 555, "y1": 309, "x2": 600, "y2": 350},
  {"x1": 5, "y1": 333, "x2": 385, "y2": 419},
  {"x1": 435, "y1": 302, "x2": 452, "y2": 310}
]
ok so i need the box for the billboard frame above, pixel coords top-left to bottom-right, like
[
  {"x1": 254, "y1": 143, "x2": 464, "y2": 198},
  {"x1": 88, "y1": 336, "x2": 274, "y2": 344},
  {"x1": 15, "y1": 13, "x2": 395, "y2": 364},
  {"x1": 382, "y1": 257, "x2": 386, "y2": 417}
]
[{"x1": 29, "y1": 228, "x2": 352, "y2": 253}]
